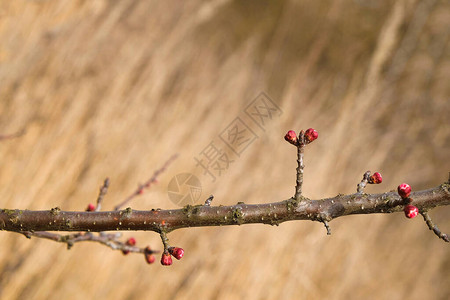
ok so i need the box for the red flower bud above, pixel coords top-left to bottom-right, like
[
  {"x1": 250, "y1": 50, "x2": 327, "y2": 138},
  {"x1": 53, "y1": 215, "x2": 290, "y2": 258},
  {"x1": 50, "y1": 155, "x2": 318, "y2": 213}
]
[
  {"x1": 161, "y1": 252, "x2": 173, "y2": 266},
  {"x1": 144, "y1": 246, "x2": 155, "y2": 264},
  {"x1": 145, "y1": 254, "x2": 155, "y2": 264},
  {"x1": 86, "y1": 203, "x2": 96, "y2": 212},
  {"x1": 168, "y1": 247, "x2": 184, "y2": 260},
  {"x1": 369, "y1": 172, "x2": 382, "y2": 184},
  {"x1": 398, "y1": 183, "x2": 411, "y2": 199},
  {"x1": 126, "y1": 237, "x2": 136, "y2": 246},
  {"x1": 304, "y1": 128, "x2": 318, "y2": 143},
  {"x1": 284, "y1": 130, "x2": 298, "y2": 145},
  {"x1": 122, "y1": 237, "x2": 137, "y2": 255},
  {"x1": 404, "y1": 205, "x2": 419, "y2": 219}
]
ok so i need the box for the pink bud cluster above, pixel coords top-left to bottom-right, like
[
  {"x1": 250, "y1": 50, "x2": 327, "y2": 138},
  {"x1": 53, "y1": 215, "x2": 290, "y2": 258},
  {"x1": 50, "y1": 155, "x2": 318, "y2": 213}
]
[
  {"x1": 284, "y1": 128, "x2": 318, "y2": 146},
  {"x1": 397, "y1": 183, "x2": 418, "y2": 219},
  {"x1": 160, "y1": 246, "x2": 185, "y2": 266}
]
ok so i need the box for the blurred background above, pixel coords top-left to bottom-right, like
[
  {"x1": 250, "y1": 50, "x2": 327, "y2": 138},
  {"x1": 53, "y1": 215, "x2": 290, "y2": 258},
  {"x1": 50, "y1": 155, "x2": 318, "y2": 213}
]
[{"x1": 0, "y1": 0, "x2": 449, "y2": 299}]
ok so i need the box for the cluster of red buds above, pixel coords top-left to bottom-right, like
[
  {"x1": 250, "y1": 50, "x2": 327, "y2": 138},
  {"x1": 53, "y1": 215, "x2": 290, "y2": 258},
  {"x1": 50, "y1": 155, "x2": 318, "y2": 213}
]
[
  {"x1": 398, "y1": 183, "x2": 418, "y2": 218},
  {"x1": 160, "y1": 247, "x2": 185, "y2": 266},
  {"x1": 284, "y1": 128, "x2": 318, "y2": 146}
]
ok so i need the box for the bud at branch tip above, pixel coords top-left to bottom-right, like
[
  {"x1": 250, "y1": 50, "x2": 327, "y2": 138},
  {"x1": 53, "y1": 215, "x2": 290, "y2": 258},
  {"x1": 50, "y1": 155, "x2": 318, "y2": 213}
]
[
  {"x1": 304, "y1": 128, "x2": 318, "y2": 143},
  {"x1": 161, "y1": 252, "x2": 173, "y2": 266},
  {"x1": 168, "y1": 247, "x2": 184, "y2": 260},
  {"x1": 369, "y1": 172, "x2": 382, "y2": 184},
  {"x1": 284, "y1": 130, "x2": 298, "y2": 145}
]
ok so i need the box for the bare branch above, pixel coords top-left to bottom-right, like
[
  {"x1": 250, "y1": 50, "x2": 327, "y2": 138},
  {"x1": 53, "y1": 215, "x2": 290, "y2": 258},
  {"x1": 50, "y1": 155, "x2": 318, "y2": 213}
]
[
  {"x1": 18, "y1": 230, "x2": 159, "y2": 254},
  {"x1": 1, "y1": 182, "x2": 448, "y2": 235},
  {"x1": 2, "y1": 127, "x2": 448, "y2": 268}
]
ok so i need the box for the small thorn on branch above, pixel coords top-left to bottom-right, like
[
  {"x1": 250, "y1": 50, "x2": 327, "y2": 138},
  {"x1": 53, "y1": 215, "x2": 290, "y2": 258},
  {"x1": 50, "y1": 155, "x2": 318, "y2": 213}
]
[
  {"x1": 204, "y1": 195, "x2": 214, "y2": 206},
  {"x1": 420, "y1": 211, "x2": 449, "y2": 242},
  {"x1": 322, "y1": 220, "x2": 331, "y2": 235}
]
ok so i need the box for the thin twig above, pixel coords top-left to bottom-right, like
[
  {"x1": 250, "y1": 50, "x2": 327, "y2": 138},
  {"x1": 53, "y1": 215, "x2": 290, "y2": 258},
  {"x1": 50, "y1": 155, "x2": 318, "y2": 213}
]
[
  {"x1": 357, "y1": 171, "x2": 371, "y2": 193},
  {"x1": 420, "y1": 211, "x2": 449, "y2": 242},
  {"x1": 19, "y1": 230, "x2": 159, "y2": 253},
  {"x1": 114, "y1": 154, "x2": 178, "y2": 211},
  {"x1": 295, "y1": 131, "x2": 305, "y2": 200},
  {"x1": 0, "y1": 129, "x2": 26, "y2": 141},
  {"x1": 95, "y1": 178, "x2": 110, "y2": 212},
  {"x1": 160, "y1": 232, "x2": 170, "y2": 252}
]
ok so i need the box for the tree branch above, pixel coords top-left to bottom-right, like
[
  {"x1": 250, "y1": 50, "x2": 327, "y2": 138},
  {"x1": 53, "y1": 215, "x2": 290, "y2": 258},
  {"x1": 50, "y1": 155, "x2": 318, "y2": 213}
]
[
  {"x1": 1, "y1": 182, "x2": 448, "y2": 234},
  {"x1": 2, "y1": 128, "x2": 448, "y2": 267}
]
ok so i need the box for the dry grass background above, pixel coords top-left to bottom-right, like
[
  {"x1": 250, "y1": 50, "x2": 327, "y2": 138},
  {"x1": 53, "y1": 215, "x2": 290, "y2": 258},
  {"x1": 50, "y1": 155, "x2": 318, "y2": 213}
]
[{"x1": 0, "y1": 0, "x2": 449, "y2": 299}]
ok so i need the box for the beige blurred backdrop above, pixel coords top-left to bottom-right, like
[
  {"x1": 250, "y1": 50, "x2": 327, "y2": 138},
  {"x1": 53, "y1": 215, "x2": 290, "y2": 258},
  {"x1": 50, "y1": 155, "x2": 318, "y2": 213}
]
[{"x1": 0, "y1": 1, "x2": 449, "y2": 299}]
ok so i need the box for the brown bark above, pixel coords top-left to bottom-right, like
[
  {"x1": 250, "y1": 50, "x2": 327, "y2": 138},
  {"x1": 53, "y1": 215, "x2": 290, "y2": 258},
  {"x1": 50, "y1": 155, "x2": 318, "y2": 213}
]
[{"x1": 1, "y1": 182, "x2": 448, "y2": 234}]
